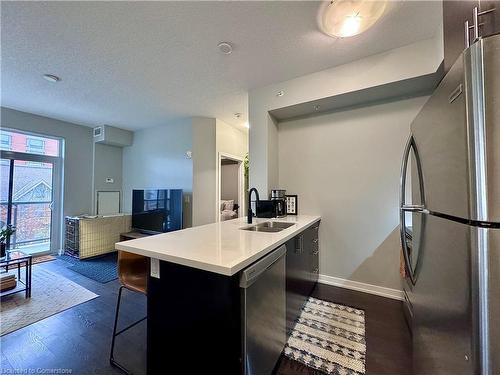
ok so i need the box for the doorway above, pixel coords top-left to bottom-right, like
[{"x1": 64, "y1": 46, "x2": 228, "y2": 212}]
[
  {"x1": 1, "y1": 129, "x2": 63, "y2": 256},
  {"x1": 217, "y1": 153, "x2": 244, "y2": 222}
]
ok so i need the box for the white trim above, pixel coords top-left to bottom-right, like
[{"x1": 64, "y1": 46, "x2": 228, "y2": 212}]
[{"x1": 318, "y1": 274, "x2": 404, "y2": 301}]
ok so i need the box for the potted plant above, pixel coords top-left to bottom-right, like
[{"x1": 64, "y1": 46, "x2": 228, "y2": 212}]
[{"x1": 0, "y1": 225, "x2": 16, "y2": 258}]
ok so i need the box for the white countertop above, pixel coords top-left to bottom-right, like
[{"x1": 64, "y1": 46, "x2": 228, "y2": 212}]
[{"x1": 115, "y1": 215, "x2": 321, "y2": 276}]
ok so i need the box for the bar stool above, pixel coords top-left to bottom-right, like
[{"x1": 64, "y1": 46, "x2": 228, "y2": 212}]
[{"x1": 110, "y1": 251, "x2": 148, "y2": 374}]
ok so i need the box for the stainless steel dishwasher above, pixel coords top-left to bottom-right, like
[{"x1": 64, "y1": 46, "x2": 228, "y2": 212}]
[{"x1": 240, "y1": 245, "x2": 286, "y2": 375}]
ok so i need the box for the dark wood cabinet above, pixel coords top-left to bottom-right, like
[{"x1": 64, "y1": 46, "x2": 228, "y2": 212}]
[
  {"x1": 285, "y1": 221, "x2": 320, "y2": 336},
  {"x1": 444, "y1": 0, "x2": 499, "y2": 74},
  {"x1": 147, "y1": 220, "x2": 322, "y2": 373}
]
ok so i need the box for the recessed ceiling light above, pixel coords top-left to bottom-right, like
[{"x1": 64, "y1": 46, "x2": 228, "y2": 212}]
[
  {"x1": 218, "y1": 42, "x2": 233, "y2": 54},
  {"x1": 320, "y1": 0, "x2": 387, "y2": 38},
  {"x1": 43, "y1": 74, "x2": 61, "y2": 83}
]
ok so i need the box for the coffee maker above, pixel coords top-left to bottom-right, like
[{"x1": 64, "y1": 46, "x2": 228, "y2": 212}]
[{"x1": 270, "y1": 189, "x2": 286, "y2": 217}]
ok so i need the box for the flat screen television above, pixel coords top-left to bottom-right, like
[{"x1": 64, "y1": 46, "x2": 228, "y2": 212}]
[{"x1": 132, "y1": 189, "x2": 183, "y2": 233}]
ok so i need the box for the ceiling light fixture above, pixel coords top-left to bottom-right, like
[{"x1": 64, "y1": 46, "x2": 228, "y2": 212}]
[
  {"x1": 243, "y1": 122, "x2": 250, "y2": 129},
  {"x1": 319, "y1": 0, "x2": 387, "y2": 38},
  {"x1": 43, "y1": 74, "x2": 61, "y2": 83},
  {"x1": 218, "y1": 42, "x2": 233, "y2": 54}
]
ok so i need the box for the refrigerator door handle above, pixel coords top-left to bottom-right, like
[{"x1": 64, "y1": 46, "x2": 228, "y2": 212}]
[
  {"x1": 399, "y1": 135, "x2": 426, "y2": 210},
  {"x1": 399, "y1": 135, "x2": 426, "y2": 285},
  {"x1": 401, "y1": 204, "x2": 425, "y2": 212}
]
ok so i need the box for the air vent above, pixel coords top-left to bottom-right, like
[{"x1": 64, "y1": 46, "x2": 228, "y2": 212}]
[{"x1": 93, "y1": 125, "x2": 133, "y2": 147}]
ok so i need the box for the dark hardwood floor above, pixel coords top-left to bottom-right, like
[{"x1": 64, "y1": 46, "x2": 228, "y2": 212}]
[
  {"x1": 275, "y1": 284, "x2": 412, "y2": 375},
  {"x1": 1, "y1": 259, "x2": 147, "y2": 375},
  {"x1": 1, "y1": 260, "x2": 411, "y2": 375}
]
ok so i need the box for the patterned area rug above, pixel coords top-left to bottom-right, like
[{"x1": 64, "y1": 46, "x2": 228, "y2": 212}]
[
  {"x1": 284, "y1": 297, "x2": 366, "y2": 375},
  {"x1": 1, "y1": 266, "x2": 98, "y2": 336}
]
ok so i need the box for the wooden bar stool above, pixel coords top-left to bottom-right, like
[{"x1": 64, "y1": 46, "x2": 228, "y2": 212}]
[{"x1": 110, "y1": 251, "x2": 148, "y2": 374}]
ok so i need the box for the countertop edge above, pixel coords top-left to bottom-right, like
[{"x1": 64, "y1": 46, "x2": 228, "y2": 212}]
[{"x1": 115, "y1": 216, "x2": 321, "y2": 276}]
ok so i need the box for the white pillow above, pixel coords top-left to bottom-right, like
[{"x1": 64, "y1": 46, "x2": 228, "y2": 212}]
[{"x1": 223, "y1": 200, "x2": 234, "y2": 211}]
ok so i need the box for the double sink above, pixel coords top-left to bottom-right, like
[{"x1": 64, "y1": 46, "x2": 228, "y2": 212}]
[{"x1": 241, "y1": 221, "x2": 295, "y2": 233}]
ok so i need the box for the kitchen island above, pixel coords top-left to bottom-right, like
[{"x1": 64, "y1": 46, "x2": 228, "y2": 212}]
[{"x1": 115, "y1": 215, "x2": 321, "y2": 374}]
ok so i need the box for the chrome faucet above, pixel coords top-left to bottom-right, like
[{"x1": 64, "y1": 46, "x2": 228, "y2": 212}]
[{"x1": 247, "y1": 188, "x2": 260, "y2": 224}]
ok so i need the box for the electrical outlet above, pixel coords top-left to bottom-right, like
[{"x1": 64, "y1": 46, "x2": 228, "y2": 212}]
[{"x1": 150, "y1": 258, "x2": 160, "y2": 278}]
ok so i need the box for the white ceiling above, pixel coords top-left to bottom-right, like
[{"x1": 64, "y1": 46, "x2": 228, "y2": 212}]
[{"x1": 1, "y1": 1, "x2": 442, "y2": 131}]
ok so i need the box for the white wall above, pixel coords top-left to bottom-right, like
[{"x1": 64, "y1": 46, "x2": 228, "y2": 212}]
[
  {"x1": 221, "y1": 163, "x2": 240, "y2": 204},
  {"x1": 1, "y1": 107, "x2": 94, "y2": 217},
  {"x1": 192, "y1": 117, "x2": 217, "y2": 226},
  {"x1": 93, "y1": 143, "x2": 123, "y2": 213},
  {"x1": 122, "y1": 118, "x2": 193, "y2": 228},
  {"x1": 122, "y1": 117, "x2": 241, "y2": 228},
  {"x1": 249, "y1": 35, "x2": 443, "y2": 194},
  {"x1": 278, "y1": 96, "x2": 429, "y2": 290},
  {"x1": 216, "y1": 119, "x2": 248, "y2": 213},
  {"x1": 216, "y1": 119, "x2": 248, "y2": 158}
]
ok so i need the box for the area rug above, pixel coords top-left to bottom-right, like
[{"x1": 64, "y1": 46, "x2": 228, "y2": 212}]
[
  {"x1": 0, "y1": 266, "x2": 98, "y2": 336},
  {"x1": 284, "y1": 297, "x2": 366, "y2": 375},
  {"x1": 59, "y1": 252, "x2": 118, "y2": 283},
  {"x1": 32, "y1": 254, "x2": 56, "y2": 265},
  {"x1": 4, "y1": 254, "x2": 55, "y2": 271}
]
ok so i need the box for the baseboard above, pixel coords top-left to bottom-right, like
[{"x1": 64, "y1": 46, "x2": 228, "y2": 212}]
[{"x1": 318, "y1": 274, "x2": 404, "y2": 301}]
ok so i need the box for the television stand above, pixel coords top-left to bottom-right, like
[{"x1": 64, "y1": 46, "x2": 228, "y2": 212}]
[{"x1": 120, "y1": 231, "x2": 153, "y2": 241}]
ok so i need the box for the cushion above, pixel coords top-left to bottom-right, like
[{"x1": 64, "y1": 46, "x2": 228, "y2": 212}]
[{"x1": 222, "y1": 200, "x2": 234, "y2": 211}]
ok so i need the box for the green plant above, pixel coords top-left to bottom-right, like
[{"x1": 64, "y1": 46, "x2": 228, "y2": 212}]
[
  {"x1": 0, "y1": 225, "x2": 16, "y2": 244},
  {"x1": 243, "y1": 153, "x2": 249, "y2": 179}
]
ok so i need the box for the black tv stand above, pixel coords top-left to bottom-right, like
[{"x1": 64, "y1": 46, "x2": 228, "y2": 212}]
[{"x1": 120, "y1": 231, "x2": 153, "y2": 241}]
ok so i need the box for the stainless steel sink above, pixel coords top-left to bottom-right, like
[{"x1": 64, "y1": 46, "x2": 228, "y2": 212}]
[{"x1": 240, "y1": 221, "x2": 295, "y2": 233}]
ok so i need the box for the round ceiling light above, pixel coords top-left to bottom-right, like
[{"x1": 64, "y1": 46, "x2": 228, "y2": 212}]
[
  {"x1": 218, "y1": 42, "x2": 233, "y2": 54},
  {"x1": 43, "y1": 74, "x2": 61, "y2": 83},
  {"x1": 320, "y1": 0, "x2": 387, "y2": 38}
]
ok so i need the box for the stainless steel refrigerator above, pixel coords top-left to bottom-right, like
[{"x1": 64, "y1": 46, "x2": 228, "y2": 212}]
[{"x1": 399, "y1": 34, "x2": 500, "y2": 375}]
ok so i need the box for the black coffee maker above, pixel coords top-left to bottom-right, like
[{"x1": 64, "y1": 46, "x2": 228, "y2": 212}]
[{"x1": 270, "y1": 189, "x2": 286, "y2": 217}]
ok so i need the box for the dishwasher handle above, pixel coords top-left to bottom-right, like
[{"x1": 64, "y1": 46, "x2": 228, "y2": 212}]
[{"x1": 240, "y1": 245, "x2": 286, "y2": 289}]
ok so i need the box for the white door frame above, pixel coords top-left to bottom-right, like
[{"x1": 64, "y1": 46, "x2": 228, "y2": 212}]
[
  {"x1": 216, "y1": 152, "x2": 245, "y2": 222},
  {"x1": 0, "y1": 139, "x2": 64, "y2": 255}
]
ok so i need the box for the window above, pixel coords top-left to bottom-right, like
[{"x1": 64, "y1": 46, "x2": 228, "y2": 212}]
[
  {"x1": 0, "y1": 134, "x2": 12, "y2": 150},
  {"x1": 0, "y1": 129, "x2": 60, "y2": 157},
  {"x1": 27, "y1": 138, "x2": 45, "y2": 154}
]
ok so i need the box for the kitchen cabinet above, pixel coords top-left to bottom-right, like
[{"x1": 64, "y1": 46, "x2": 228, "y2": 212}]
[
  {"x1": 285, "y1": 221, "x2": 320, "y2": 335},
  {"x1": 139, "y1": 216, "x2": 321, "y2": 374},
  {"x1": 443, "y1": 1, "x2": 499, "y2": 74}
]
